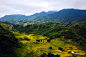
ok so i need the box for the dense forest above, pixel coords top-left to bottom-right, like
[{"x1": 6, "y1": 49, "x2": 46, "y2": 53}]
[{"x1": 0, "y1": 24, "x2": 21, "y2": 57}]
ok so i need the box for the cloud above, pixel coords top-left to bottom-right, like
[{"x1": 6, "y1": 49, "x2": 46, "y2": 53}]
[{"x1": 0, "y1": 0, "x2": 86, "y2": 17}]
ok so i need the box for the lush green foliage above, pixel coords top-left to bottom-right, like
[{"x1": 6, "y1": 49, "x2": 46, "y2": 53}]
[
  {"x1": 0, "y1": 25, "x2": 20, "y2": 57},
  {"x1": 8, "y1": 21, "x2": 86, "y2": 45},
  {"x1": 0, "y1": 21, "x2": 86, "y2": 57}
]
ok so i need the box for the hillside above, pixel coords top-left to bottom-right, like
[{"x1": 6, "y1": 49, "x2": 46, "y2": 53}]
[
  {"x1": 1, "y1": 9, "x2": 86, "y2": 26},
  {"x1": 6, "y1": 8, "x2": 86, "y2": 26},
  {"x1": 2, "y1": 21, "x2": 86, "y2": 45},
  {"x1": 29, "y1": 9, "x2": 86, "y2": 24},
  {"x1": 0, "y1": 11, "x2": 57, "y2": 25},
  {"x1": 0, "y1": 22, "x2": 20, "y2": 57},
  {"x1": 0, "y1": 21, "x2": 86, "y2": 57},
  {"x1": 76, "y1": 16, "x2": 86, "y2": 22}
]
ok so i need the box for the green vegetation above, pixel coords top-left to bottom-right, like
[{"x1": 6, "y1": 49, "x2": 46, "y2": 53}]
[
  {"x1": 0, "y1": 24, "x2": 20, "y2": 57},
  {"x1": 0, "y1": 21, "x2": 86, "y2": 57},
  {"x1": 1, "y1": 9, "x2": 86, "y2": 26}
]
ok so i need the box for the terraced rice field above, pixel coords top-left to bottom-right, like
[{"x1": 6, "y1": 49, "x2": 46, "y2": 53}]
[{"x1": 14, "y1": 33, "x2": 86, "y2": 57}]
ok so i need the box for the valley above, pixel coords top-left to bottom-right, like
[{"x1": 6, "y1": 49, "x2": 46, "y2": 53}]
[
  {"x1": 0, "y1": 9, "x2": 86, "y2": 57},
  {"x1": 0, "y1": 21, "x2": 86, "y2": 57},
  {"x1": 11, "y1": 30, "x2": 86, "y2": 57}
]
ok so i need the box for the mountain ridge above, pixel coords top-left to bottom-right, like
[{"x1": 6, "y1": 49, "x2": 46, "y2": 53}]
[
  {"x1": 1, "y1": 8, "x2": 86, "y2": 25},
  {"x1": 31, "y1": 8, "x2": 86, "y2": 24},
  {"x1": 0, "y1": 11, "x2": 57, "y2": 21}
]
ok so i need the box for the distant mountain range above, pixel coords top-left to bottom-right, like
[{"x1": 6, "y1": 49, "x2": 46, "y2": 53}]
[
  {"x1": 33, "y1": 9, "x2": 86, "y2": 23},
  {"x1": 0, "y1": 8, "x2": 86, "y2": 26},
  {"x1": 0, "y1": 11, "x2": 57, "y2": 21}
]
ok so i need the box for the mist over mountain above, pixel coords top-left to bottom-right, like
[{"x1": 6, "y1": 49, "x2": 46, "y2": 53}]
[
  {"x1": 0, "y1": 8, "x2": 86, "y2": 25},
  {"x1": 1, "y1": 0, "x2": 86, "y2": 56},
  {"x1": 0, "y1": 11, "x2": 57, "y2": 21},
  {"x1": 0, "y1": 14, "x2": 29, "y2": 21},
  {"x1": 28, "y1": 11, "x2": 57, "y2": 19},
  {"x1": 33, "y1": 9, "x2": 86, "y2": 23},
  {"x1": 0, "y1": 9, "x2": 86, "y2": 57}
]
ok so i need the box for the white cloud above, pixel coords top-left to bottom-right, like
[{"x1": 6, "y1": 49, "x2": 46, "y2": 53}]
[{"x1": 0, "y1": 0, "x2": 86, "y2": 17}]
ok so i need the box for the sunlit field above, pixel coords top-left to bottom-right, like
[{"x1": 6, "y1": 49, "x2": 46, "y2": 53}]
[{"x1": 13, "y1": 32, "x2": 86, "y2": 57}]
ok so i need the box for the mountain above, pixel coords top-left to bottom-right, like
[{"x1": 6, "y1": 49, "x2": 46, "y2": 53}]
[
  {"x1": 1, "y1": 8, "x2": 86, "y2": 25},
  {"x1": 76, "y1": 16, "x2": 86, "y2": 22},
  {"x1": 29, "y1": 11, "x2": 57, "y2": 19},
  {"x1": 47, "y1": 11, "x2": 57, "y2": 14},
  {"x1": 0, "y1": 11, "x2": 57, "y2": 23},
  {"x1": 29, "y1": 11, "x2": 47, "y2": 19},
  {"x1": 31, "y1": 9, "x2": 86, "y2": 24},
  {"x1": 0, "y1": 14, "x2": 29, "y2": 21}
]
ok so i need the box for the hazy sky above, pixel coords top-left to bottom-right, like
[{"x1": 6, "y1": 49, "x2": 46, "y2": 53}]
[{"x1": 0, "y1": 0, "x2": 86, "y2": 17}]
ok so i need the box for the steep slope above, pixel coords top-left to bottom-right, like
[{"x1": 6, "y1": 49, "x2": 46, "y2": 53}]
[
  {"x1": 0, "y1": 11, "x2": 57, "y2": 24},
  {"x1": 76, "y1": 16, "x2": 86, "y2": 22},
  {"x1": 0, "y1": 23, "x2": 19, "y2": 57},
  {"x1": 29, "y1": 11, "x2": 57, "y2": 19},
  {"x1": 0, "y1": 14, "x2": 28, "y2": 21},
  {"x1": 0, "y1": 21, "x2": 86, "y2": 57},
  {"x1": 30, "y1": 9, "x2": 86, "y2": 24}
]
